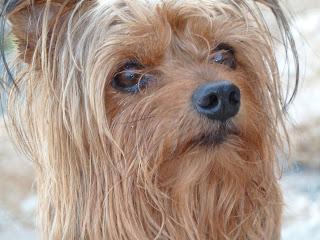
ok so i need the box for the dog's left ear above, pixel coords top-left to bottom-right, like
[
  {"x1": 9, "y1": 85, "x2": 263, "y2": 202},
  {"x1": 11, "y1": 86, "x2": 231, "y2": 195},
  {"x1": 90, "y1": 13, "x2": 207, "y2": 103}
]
[
  {"x1": 4, "y1": 0, "x2": 95, "y2": 63},
  {"x1": 254, "y1": 0, "x2": 299, "y2": 106}
]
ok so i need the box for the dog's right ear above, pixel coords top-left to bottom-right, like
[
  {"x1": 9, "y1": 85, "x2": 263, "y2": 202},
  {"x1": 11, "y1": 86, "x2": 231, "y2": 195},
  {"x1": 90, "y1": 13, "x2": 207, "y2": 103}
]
[{"x1": 4, "y1": 0, "x2": 94, "y2": 63}]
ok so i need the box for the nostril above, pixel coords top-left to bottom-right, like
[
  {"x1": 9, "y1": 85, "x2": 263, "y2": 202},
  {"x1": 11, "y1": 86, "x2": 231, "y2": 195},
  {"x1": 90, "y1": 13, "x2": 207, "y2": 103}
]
[
  {"x1": 192, "y1": 80, "x2": 241, "y2": 121},
  {"x1": 198, "y1": 93, "x2": 219, "y2": 109},
  {"x1": 229, "y1": 90, "x2": 240, "y2": 106}
]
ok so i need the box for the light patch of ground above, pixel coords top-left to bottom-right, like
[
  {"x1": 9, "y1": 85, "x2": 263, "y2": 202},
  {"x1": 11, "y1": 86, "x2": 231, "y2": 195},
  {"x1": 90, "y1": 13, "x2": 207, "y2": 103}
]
[
  {"x1": 287, "y1": 9, "x2": 320, "y2": 169},
  {"x1": 0, "y1": 122, "x2": 38, "y2": 239},
  {"x1": 281, "y1": 170, "x2": 320, "y2": 240},
  {"x1": 281, "y1": 5, "x2": 320, "y2": 240}
]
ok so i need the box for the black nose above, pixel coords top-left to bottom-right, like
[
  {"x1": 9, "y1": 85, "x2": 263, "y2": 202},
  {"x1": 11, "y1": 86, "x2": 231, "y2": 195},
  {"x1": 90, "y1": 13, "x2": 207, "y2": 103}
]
[{"x1": 192, "y1": 80, "x2": 241, "y2": 122}]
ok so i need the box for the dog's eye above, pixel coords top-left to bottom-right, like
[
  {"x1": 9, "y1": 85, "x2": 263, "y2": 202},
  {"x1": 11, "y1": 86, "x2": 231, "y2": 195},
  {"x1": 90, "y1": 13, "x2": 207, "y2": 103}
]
[
  {"x1": 112, "y1": 61, "x2": 149, "y2": 93},
  {"x1": 211, "y1": 44, "x2": 236, "y2": 69}
]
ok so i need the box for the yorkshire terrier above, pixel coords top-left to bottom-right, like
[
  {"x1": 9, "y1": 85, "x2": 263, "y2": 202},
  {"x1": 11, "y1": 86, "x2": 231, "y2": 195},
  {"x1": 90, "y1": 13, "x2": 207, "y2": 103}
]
[{"x1": 1, "y1": 0, "x2": 299, "y2": 239}]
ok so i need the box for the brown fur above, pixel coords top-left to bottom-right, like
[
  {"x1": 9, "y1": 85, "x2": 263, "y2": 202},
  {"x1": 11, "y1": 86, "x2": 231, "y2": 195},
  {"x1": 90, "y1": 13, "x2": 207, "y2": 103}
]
[{"x1": 2, "y1": 0, "x2": 298, "y2": 239}]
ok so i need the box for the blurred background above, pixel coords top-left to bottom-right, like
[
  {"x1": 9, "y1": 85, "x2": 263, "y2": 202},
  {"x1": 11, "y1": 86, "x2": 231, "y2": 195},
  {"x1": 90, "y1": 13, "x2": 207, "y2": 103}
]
[{"x1": 0, "y1": 0, "x2": 319, "y2": 239}]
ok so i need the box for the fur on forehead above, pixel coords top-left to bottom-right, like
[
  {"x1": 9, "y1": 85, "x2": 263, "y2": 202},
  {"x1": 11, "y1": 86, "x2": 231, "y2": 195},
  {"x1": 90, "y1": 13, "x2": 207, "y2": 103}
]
[
  {"x1": 92, "y1": 0, "x2": 285, "y2": 50},
  {"x1": 90, "y1": 0, "x2": 271, "y2": 47},
  {"x1": 87, "y1": 0, "x2": 272, "y2": 63}
]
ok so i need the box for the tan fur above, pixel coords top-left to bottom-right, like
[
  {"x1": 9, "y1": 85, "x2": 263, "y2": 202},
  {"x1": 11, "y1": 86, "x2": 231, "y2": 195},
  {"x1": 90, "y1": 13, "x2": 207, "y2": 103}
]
[{"x1": 3, "y1": 0, "x2": 298, "y2": 239}]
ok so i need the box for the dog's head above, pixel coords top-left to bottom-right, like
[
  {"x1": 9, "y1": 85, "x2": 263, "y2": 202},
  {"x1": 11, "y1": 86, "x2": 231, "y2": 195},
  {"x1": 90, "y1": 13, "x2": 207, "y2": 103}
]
[{"x1": 2, "y1": 0, "x2": 299, "y2": 239}]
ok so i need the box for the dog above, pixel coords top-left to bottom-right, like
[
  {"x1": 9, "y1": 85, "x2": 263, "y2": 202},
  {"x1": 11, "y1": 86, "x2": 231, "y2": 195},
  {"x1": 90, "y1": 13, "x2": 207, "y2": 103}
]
[{"x1": 1, "y1": 0, "x2": 299, "y2": 239}]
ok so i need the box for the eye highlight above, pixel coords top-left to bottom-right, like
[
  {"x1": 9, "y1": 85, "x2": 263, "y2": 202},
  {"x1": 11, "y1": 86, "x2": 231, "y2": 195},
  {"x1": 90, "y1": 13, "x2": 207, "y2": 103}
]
[
  {"x1": 210, "y1": 44, "x2": 236, "y2": 69},
  {"x1": 112, "y1": 60, "x2": 150, "y2": 93}
]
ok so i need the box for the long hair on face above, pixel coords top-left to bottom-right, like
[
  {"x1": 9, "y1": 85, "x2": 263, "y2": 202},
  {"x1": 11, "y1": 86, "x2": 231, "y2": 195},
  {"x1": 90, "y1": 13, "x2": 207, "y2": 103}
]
[{"x1": 0, "y1": 0, "x2": 299, "y2": 239}]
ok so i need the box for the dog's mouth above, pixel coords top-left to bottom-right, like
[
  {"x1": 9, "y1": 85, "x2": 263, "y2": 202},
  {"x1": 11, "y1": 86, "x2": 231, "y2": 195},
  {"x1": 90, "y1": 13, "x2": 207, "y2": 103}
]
[{"x1": 191, "y1": 122, "x2": 239, "y2": 146}]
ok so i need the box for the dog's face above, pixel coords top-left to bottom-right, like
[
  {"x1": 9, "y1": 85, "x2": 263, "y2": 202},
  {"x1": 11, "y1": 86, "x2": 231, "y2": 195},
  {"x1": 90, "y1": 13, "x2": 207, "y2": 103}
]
[
  {"x1": 4, "y1": 0, "x2": 298, "y2": 239},
  {"x1": 87, "y1": 1, "x2": 279, "y2": 184}
]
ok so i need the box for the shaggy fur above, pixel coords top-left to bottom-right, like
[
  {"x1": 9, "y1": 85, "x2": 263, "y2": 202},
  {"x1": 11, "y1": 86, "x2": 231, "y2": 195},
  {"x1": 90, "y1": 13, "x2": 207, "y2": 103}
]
[{"x1": 1, "y1": 0, "x2": 299, "y2": 239}]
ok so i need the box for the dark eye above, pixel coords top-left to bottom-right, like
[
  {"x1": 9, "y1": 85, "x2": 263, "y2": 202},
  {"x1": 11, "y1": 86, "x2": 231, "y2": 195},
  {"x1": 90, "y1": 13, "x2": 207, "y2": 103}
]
[
  {"x1": 210, "y1": 44, "x2": 236, "y2": 69},
  {"x1": 112, "y1": 60, "x2": 150, "y2": 93}
]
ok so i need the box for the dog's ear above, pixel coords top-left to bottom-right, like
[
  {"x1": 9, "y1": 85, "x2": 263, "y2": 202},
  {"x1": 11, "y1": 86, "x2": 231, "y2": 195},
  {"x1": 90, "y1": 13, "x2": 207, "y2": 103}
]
[
  {"x1": 4, "y1": 0, "x2": 94, "y2": 63},
  {"x1": 253, "y1": 0, "x2": 299, "y2": 106}
]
